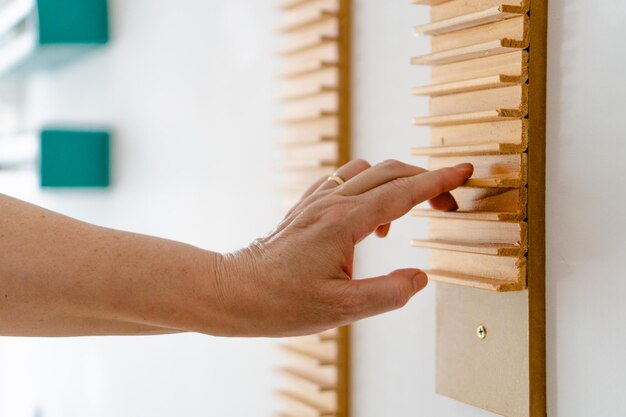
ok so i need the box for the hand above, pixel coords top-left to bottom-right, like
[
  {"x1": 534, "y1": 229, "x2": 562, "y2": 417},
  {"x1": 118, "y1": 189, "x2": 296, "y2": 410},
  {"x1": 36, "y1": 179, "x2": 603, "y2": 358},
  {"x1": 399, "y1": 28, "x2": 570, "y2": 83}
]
[{"x1": 218, "y1": 159, "x2": 473, "y2": 337}]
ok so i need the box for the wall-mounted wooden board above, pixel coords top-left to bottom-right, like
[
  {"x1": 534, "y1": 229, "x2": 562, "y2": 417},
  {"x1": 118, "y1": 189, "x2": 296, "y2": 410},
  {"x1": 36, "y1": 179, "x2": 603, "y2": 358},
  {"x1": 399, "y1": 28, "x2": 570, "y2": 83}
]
[{"x1": 411, "y1": 0, "x2": 546, "y2": 415}]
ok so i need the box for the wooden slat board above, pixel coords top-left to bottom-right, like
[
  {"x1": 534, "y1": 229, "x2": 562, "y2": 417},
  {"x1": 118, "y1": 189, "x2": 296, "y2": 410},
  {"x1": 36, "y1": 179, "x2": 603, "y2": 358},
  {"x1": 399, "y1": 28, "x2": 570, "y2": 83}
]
[
  {"x1": 276, "y1": 0, "x2": 351, "y2": 416},
  {"x1": 411, "y1": 0, "x2": 546, "y2": 415}
]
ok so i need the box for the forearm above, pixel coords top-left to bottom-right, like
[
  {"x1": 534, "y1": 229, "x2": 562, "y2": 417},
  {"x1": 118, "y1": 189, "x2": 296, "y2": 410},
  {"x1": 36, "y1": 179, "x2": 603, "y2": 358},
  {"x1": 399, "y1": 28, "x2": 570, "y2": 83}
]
[{"x1": 0, "y1": 194, "x2": 229, "y2": 337}]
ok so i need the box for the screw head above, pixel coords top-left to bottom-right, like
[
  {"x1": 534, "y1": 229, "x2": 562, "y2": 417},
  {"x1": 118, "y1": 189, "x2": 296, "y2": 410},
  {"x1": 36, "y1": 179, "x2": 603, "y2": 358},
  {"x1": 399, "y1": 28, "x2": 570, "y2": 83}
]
[{"x1": 476, "y1": 325, "x2": 487, "y2": 340}]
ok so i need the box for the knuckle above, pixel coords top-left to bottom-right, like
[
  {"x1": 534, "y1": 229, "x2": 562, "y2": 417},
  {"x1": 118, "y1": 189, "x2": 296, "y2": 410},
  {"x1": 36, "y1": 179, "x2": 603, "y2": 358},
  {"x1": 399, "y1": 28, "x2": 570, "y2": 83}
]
[
  {"x1": 351, "y1": 158, "x2": 371, "y2": 171},
  {"x1": 380, "y1": 159, "x2": 405, "y2": 171},
  {"x1": 392, "y1": 284, "x2": 412, "y2": 308}
]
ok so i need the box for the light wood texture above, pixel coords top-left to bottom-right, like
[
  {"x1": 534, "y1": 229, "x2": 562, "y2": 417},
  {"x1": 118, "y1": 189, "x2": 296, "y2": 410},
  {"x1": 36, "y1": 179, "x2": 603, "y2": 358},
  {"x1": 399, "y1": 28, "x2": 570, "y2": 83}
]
[
  {"x1": 279, "y1": 9, "x2": 338, "y2": 33},
  {"x1": 429, "y1": 153, "x2": 527, "y2": 186},
  {"x1": 431, "y1": 0, "x2": 526, "y2": 22},
  {"x1": 429, "y1": 84, "x2": 527, "y2": 116},
  {"x1": 413, "y1": 109, "x2": 522, "y2": 126},
  {"x1": 431, "y1": 15, "x2": 527, "y2": 53},
  {"x1": 278, "y1": 60, "x2": 337, "y2": 78},
  {"x1": 412, "y1": 239, "x2": 523, "y2": 256},
  {"x1": 413, "y1": 0, "x2": 451, "y2": 5},
  {"x1": 429, "y1": 119, "x2": 527, "y2": 146},
  {"x1": 430, "y1": 270, "x2": 524, "y2": 291},
  {"x1": 431, "y1": 50, "x2": 528, "y2": 85},
  {"x1": 412, "y1": 74, "x2": 526, "y2": 97},
  {"x1": 450, "y1": 186, "x2": 526, "y2": 214},
  {"x1": 411, "y1": 39, "x2": 525, "y2": 66},
  {"x1": 428, "y1": 217, "x2": 526, "y2": 248},
  {"x1": 429, "y1": 250, "x2": 526, "y2": 285},
  {"x1": 411, "y1": 208, "x2": 522, "y2": 222},
  {"x1": 412, "y1": 142, "x2": 525, "y2": 156},
  {"x1": 414, "y1": 5, "x2": 525, "y2": 36}
]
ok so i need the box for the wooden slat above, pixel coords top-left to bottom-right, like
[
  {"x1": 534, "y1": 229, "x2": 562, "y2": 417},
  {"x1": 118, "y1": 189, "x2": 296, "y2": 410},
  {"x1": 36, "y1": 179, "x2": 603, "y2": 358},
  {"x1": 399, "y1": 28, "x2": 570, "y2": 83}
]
[
  {"x1": 431, "y1": 0, "x2": 526, "y2": 22},
  {"x1": 281, "y1": 115, "x2": 339, "y2": 138},
  {"x1": 278, "y1": 85, "x2": 338, "y2": 101},
  {"x1": 281, "y1": 91, "x2": 339, "y2": 115},
  {"x1": 429, "y1": 119, "x2": 527, "y2": 147},
  {"x1": 280, "y1": 134, "x2": 337, "y2": 146},
  {"x1": 279, "y1": 9, "x2": 338, "y2": 33},
  {"x1": 412, "y1": 142, "x2": 524, "y2": 156},
  {"x1": 279, "y1": 342, "x2": 338, "y2": 365},
  {"x1": 279, "y1": 109, "x2": 338, "y2": 123},
  {"x1": 431, "y1": 50, "x2": 527, "y2": 85},
  {"x1": 412, "y1": 37, "x2": 527, "y2": 66},
  {"x1": 276, "y1": 391, "x2": 337, "y2": 417},
  {"x1": 411, "y1": 239, "x2": 524, "y2": 256},
  {"x1": 464, "y1": 177, "x2": 522, "y2": 188},
  {"x1": 429, "y1": 85, "x2": 527, "y2": 116},
  {"x1": 428, "y1": 217, "x2": 526, "y2": 247},
  {"x1": 431, "y1": 15, "x2": 528, "y2": 53},
  {"x1": 278, "y1": 34, "x2": 337, "y2": 56},
  {"x1": 282, "y1": 42, "x2": 338, "y2": 66},
  {"x1": 450, "y1": 186, "x2": 526, "y2": 214},
  {"x1": 412, "y1": 74, "x2": 525, "y2": 97},
  {"x1": 429, "y1": 152, "x2": 527, "y2": 183},
  {"x1": 414, "y1": 5, "x2": 525, "y2": 36},
  {"x1": 281, "y1": 159, "x2": 337, "y2": 169},
  {"x1": 278, "y1": 60, "x2": 337, "y2": 78},
  {"x1": 413, "y1": 109, "x2": 522, "y2": 126},
  {"x1": 278, "y1": 0, "x2": 317, "y2": 10},
  {"x1": 411, "y1": 209, "x2": 522, "y2": 222},
  {"x1": 283, "y1": 139, "x2": 338, "y2": 161},
  {"x1": 279, "y1": 373, "x2": 338, "y2": 410},
  {"x1": 279, "y1": 366, "x2": 337, "y2": 390},
  {"x1": 429, "y1": 249, "x2": 526, "y2": 284},
  {"x1": 427, "y1": 269, "x2": 524, "y2": 292}
]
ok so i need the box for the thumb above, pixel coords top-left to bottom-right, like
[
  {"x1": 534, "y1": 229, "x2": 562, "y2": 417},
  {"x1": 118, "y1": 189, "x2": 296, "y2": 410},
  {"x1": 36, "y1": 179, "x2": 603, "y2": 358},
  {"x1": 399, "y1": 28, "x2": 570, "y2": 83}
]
[{"x1": 349, "y1": 269, "x2": 428, "y2": 320}]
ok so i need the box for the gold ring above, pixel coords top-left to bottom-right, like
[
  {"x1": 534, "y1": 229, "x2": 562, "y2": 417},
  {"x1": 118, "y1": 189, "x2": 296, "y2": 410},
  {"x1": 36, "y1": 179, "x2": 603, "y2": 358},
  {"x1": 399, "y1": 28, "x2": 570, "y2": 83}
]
[{"x1": 327, "y1": 174, "x2": 345, "y2": 186}]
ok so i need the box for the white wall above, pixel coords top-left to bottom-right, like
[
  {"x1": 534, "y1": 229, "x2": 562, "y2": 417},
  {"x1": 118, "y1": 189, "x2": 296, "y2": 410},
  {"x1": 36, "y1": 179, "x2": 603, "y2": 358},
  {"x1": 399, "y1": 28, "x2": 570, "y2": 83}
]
[
  {"x1": 0, "y1": 1, "x2": 280, "y2": 416},
  {"x1": 351, "y1": 1, "x2": 626, "y2": 417}
]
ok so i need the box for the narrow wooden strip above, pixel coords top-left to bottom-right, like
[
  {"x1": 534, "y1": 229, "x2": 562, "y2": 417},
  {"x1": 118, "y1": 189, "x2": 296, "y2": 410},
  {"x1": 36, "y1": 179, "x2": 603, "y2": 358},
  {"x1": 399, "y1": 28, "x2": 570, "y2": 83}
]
[
  {"x1": 428, "y1": 217, "x2": 526, "y2": 247},
  {"x1": 413, "y1": 109, "x2": 522, "y2": 126},
  {"x1": 411, "y1": 209, "x2": 521, "y2": 221},
  {"x1": 414, "y1": 5, "x2": 524, "y2": 36},
  {"x1": 465, "y1": 177, "x2": 521, "y2": 188},
  {"x1": 429, "y1": 249, "x2": 526, "y2": 284},
  {"x1": 427, "y1": 270, "x2": 524, "y2": 292},
  {"x1": 431, "y1": 15, "x2": 527, "y2": 53},
  {"x1": 278, "y1": 85, "x2": 338, "y2": 101},
  {"x1": 281, "y1": 159, "x2": 337, "y2": 169},
  {"x1": 278, "y1": 34, "x2": 337, "y2": 56},
  {"x1": 278, "y1": 60, "x2": 337, "y2": 78},
  {"x1": 279, "y1": 134, "x2": 338, "y2": 146},
  {"x1": 279, "y1": 366, "x2": 338, "y2": 390},
  {"x1": 279, "y1": 374, "x2": 338, "y2": 411},
  {"x1": 411, "y1": 142, "x2": 525, "y2": 156},
  {"x1": 275, "y1": 391, "x2": 337, "y2": 417},
  {"x1": 450, "y1": 186, "x2": 526, "y2": 213},
  {"x1": 278, "y1": 0, "x2": 318, "y2": 10},
  {"x1": 431, "y1": 51, "x2": 527, "y2": 85},
  {"x1": 412, "y1": 74, "x2": 525, "y2": 97},
  {"x1": 412, "y1": 239, "x2": 523, "y2": 256},
  {"x1": 279, "y1": 109, "x2": 338, "y2": 123},
  {"x1": 429, "y1": 85, "x2": 527, "y2": 116},
  {"x1": 279, "y1": 343, "x2": 338, "y2": 365},
  {"x1": 429, "y1": 119, "x2": 527, "y2": 147},
  {"x1": 278, "y1": 9, "x2": 338, "y2": 33},
  {"x1": 283, "y1": 139, "x2": 338, "y2": 161},
  {"x1": 411, "y1": 39, "x2": 525, "y2": 66},
  {"x1": 431, "y1": 0, "x2": 526, "y2": 22}
]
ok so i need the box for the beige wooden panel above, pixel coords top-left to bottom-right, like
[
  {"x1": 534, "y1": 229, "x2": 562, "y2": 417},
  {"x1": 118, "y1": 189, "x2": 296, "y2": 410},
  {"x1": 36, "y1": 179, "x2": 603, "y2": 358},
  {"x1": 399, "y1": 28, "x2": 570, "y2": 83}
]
[
  {"x1": 279, "y1": 60, "x2": 337, "y2": 78},
  {"x1": 281, "y1": 91, "x2": 339, "y2": 116},
  {"x1": 429, "y1": 153, "x2": 526, "y2": 184},
  {"x1": 428, "y1": 217, "x2": 526, "y2": 247},
  {"x1": 415, "y1": 5, "x2": 524, "y2": 36},
  {"x1": 282, "y1": 42, "x2": 338, "y2": 65},
  {"x1": 412, "y1": 208, "x2": 523, "y2": 222},
  {"x1": 431, "y1": 50, "x2": 527, "y2": 84},
  {"x1": 412, "y1": 142, "x2": 525, "y2": 157},
  {"x1": 431, "y1": 15, "x2": 527, "y2": 53},
  {"x1": 412, "y1": 239, "x2": 523, "y2": 257},
  {"x1": 449, "y1": 186, "x2": 526, "y2": 214},
  {"x1": 431, "y1": 0, "x2": 525, "y2": 22},
  {"x1": 412, "y1": 40, "x2": 524, "y2": 66},
  {"x1": 283, "y1": 67, "x2": 339, "y2": 92},
  {"x1": 429, "y1": 250, "x2": 525, "y2": 283},
  {"x1": 429, "y1": 85, "x2": 526, "y2": 116},
  {"x1": 429, "y1": 119, "x2": 527, "y2": 146},
  {"x1": 436, "y1": 284, "x2": 531, "y2": 416}
]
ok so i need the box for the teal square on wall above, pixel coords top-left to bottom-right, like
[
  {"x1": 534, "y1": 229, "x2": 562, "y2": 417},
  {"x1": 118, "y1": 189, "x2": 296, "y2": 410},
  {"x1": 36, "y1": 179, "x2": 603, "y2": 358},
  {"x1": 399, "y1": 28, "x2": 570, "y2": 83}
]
[{"x1": 40, "y1": 129, "x2": 110, "y2": 188}]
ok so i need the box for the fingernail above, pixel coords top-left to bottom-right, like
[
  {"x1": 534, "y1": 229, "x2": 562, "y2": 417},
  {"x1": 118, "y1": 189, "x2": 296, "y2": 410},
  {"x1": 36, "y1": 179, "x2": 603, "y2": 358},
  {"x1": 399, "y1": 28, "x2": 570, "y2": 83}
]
[
  {"x1": 454, "y1": 163, "x2": 473, "y2": 173},
  {"x1": 413, "y1": 272, "x2": 429, "y2": 292}
]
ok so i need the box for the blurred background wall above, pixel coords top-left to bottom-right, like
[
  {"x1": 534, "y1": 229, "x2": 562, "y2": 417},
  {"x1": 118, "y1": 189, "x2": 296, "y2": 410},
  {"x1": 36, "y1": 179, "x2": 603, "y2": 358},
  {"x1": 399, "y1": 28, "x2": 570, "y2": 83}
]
[{"x1": 1, "y1": 1, "x2": 625, "y2": 417}]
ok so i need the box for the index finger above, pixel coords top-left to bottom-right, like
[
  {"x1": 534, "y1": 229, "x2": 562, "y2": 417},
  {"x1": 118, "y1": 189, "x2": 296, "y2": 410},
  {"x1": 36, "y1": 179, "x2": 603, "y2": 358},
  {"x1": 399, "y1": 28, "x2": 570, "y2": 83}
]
[{"x1": 349, "y1": 164, "x2": 473, "y2": 243}]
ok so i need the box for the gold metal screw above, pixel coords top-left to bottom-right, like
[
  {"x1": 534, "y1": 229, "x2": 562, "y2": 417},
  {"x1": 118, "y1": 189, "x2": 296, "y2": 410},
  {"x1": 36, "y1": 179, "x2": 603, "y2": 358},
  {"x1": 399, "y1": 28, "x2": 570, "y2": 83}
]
[{"x1": 476, "y1": 325, "x2": 487, "y2": 340}]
